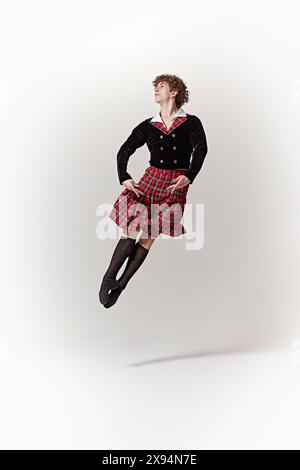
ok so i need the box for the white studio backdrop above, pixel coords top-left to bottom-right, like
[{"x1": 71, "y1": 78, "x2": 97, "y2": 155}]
[{"x1": 0, "y1": 0, "x2": 300, "y2": 449}]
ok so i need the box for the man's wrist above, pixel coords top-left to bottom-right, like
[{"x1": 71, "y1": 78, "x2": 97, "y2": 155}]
[{"x1": 119, "y1": 174, "x2": 133, "y2": 185}]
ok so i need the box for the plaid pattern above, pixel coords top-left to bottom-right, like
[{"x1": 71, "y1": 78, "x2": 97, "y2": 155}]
[
  {"x1": 150, "y1": 116, "x2": 187, "y2": 135},
  {"x1": 109, "y1": 165, "x2": 189, "y2": 238}
]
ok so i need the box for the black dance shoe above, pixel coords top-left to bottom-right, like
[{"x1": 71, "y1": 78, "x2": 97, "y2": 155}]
[
  {"x1": 102, "y1": 282, "x2": 123, "y2": 308},
  {"x1": 99, "y1": 277, "x2": 121, "y2": 305}
]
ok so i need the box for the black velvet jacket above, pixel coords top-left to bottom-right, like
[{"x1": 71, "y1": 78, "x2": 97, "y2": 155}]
[{"x1": 116, "y1": 110, "x2": 208, "y2": 185}]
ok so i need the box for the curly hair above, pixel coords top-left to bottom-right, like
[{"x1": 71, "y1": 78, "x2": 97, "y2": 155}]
[{"x1": 152, "y1": 74, "x2": 190, "y2": 108}]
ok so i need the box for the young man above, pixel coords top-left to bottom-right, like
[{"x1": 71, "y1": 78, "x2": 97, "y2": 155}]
[{"x1": 99, "y1": 74, "x2": 208, "y2": 308}]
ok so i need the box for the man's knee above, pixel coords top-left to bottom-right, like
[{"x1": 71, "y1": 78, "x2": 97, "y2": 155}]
[{"x1": 139, "y1": 233, "x2": 156, "y2": 250}]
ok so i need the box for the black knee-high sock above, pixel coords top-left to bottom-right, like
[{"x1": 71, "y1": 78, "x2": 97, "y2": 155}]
[
  {"x1": 99, "y1": 235, "x2": 138, "y2": 305},
  {"x1": 117, "y1": 241, "x2": 149, "y2": 291},
  {"x1": 103, "y1": 241, "x2": 150, "y2": 308},
  {"x1": 103, "y1": 235, "x2": 137, "y2": 281}
]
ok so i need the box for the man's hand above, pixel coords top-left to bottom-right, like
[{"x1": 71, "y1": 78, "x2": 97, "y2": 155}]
[
  {"x1": 122, "y1": 179, "x2": 144, "y2": 198},
  {"x1": 166, "y1": 175, "x2": 191, "y2": 194}
]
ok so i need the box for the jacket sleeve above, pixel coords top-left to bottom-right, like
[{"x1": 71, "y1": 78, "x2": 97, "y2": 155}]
[
  {"x1": 117, "y1": 120, "x2": 147, "y2": 185},
  {"x1": 182, "y1": 115, "x2": 208, "y2": 184}
]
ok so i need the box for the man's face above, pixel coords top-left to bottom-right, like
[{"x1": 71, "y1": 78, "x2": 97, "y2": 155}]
[{"x1": 154, "y1": 81, "x2": 176, "y2": 104}]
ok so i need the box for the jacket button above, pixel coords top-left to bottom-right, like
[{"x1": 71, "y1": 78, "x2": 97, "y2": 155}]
[
  {"x1": 173, "y1": 159, "x2": 177, "y2": 163},
  {"x1": 160, "y1": 159, "x2": 164, "y2": 163},
  {"x1": 160, "y1": 146, "x2": 164, "y2": 150},
  {"x1": 160, "y1": 135, "x2": 163, "y2": 139},
  {"x1": 173, "y1": 146, "x2": 176, "y2": 150},
  {"x1": 172, "y1": 133, "x2": 176, "y2": 137}
]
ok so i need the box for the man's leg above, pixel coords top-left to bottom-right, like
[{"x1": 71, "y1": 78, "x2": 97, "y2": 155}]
[
  {"x1": 99, "y1": 227, "x2": 139, "y2": 305},
  {"x1": 103, "y1": 230, "x2": 156, "y2": 308},
  {"x1": 138, "y1": 235, "x2": 156, "y2": 251},
  {"x1": 118, "y1": 232, "x2": 155, "y2": 289}
]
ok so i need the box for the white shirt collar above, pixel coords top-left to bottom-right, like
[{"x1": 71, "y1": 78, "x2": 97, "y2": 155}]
[{"x1": 150, "y1": 108, "x2": 187, "y2": 123}]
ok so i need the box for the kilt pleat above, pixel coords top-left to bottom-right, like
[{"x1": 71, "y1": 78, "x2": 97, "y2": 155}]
[{"x1": 108, "y1": 165, "x2": 189, "y2": 237}]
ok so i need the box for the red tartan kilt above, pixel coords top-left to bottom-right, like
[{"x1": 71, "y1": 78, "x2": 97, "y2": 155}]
[{"x1": 108, "y1": 165, "x2": 190, "y2": 238}]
